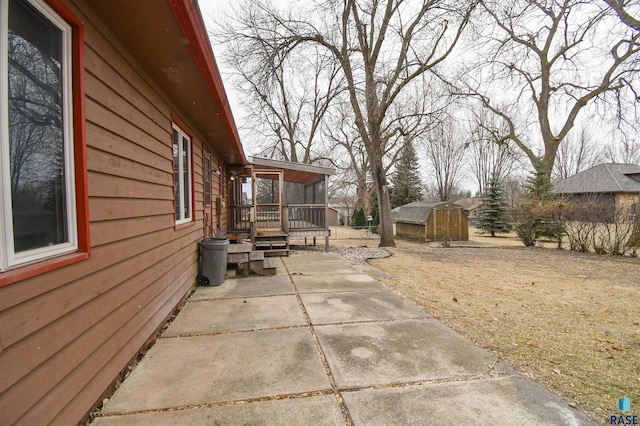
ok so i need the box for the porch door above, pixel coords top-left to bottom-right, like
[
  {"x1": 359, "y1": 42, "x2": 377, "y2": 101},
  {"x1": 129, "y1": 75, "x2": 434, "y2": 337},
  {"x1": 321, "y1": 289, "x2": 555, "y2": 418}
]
[{"x1": 253, "y1": 170, "x2": 283, "y2": 231}]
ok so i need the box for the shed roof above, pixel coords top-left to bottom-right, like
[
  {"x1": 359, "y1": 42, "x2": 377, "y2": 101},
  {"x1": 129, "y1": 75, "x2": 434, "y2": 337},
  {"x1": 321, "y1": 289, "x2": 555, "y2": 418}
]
[
  {"x1": 553, "y1": 163, "x2": 640, "y2": 194},
  {"x1": 395, "y1": 201, "x2": 461, "y2": 224}
]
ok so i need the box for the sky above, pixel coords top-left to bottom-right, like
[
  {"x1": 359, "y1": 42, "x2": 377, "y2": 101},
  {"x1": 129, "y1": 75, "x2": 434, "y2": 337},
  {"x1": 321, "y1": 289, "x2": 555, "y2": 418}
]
[{"x1": 198, "y1": 0, "x2": 246, "y2": 131}]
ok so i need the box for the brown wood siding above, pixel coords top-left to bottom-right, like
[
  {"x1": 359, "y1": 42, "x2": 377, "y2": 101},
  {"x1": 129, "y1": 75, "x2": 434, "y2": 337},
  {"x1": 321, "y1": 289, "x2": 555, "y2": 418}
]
[{"x1": 0, "y1": 0, "x2": 230, "y2": 423}]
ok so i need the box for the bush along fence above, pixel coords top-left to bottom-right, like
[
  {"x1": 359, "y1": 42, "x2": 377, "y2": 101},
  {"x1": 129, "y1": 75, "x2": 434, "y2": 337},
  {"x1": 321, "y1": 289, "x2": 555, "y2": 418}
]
[{"x1": 512, "y1": 198, "x2": 640, "y2": 257}]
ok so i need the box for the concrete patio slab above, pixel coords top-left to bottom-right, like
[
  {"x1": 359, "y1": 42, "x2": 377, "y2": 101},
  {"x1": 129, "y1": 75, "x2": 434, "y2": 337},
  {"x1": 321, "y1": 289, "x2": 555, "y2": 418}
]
[
  {"x1": 283, "y1": 255, "x2": 360, "y2": 276},
  {"x1": 268, "y1": 256, "x2": 288, "y2": 276},
  {"x1": 94, "y1": 395, "x2": 344, "y2": 426},
  {"x1": 102, "y1": 328, "x2": 331, "y2": 414},
  {"x1": 343, "y1": 376, "x2": 598, "y2": 425},
  {"x1": 292, "y1": 273, "x2": 387, "y2": 293},
  {"x1": 163, "y1": 295, "x2": 306, "y2": 336},
  {"x1": 301, "y1": 291, "x2": 429, "y2": 324},
  {"x1": 96, "y1": 253, "x2": 597, "y2": 425},
  {"x1": 190, "y1": 275, "x2": 294, "y2": 301},
  {"x1": 315, "y1": 319, "x2": 509, "y2": 389}
]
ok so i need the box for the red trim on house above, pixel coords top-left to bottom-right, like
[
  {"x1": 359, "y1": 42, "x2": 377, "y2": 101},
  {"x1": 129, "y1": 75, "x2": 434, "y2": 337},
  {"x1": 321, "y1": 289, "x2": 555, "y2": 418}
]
[
  {"x1": 0, "y1": 253, "x2": 89, "y2": 288},
  {"x1": 166, "y1": 0, "x2": 247, "y2": 165},
  {"x1": 171, "y1": 115, "x2": 196, "y2": 230},
  {"x1": 0, "y1": 0, "x2": 90, "y2": 288},
  {"x1": 66, "y1": 3, "x2": 91, "y2": 258}
]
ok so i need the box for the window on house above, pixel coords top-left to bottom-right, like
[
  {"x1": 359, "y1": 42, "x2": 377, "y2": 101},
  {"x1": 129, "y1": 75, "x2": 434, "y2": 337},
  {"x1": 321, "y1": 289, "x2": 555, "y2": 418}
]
[
  {"x1": 204, "y1": 155, "x2": 211, "y2": 206},
  {"x1": 1, "y1": 0, "x2": 80, "y2": 271},
  {"x1": 172, "y1": 123, "x2": 192, "y2": 224}
]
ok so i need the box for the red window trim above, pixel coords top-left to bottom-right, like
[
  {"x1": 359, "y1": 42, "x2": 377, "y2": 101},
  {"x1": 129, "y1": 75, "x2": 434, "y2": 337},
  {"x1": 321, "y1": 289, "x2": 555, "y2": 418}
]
[
  {"x1": 171, "y1": 114, "x2": 195, "y2": 230},
  {"x1": 0, "y1": 0, "x2": 90, "y2": 288}
]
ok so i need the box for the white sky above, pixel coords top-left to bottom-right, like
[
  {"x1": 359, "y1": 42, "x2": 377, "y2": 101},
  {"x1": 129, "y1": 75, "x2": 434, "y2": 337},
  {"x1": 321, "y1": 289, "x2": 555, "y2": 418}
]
[{"x1": 198, "y1": 0, "x2": 245, "y2": 128}]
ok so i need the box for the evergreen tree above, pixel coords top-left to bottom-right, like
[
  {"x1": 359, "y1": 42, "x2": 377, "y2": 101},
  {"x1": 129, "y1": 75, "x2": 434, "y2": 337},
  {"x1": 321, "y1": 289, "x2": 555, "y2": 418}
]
[
  {"x1": 477, "y1": 175, "x2": 512, "y2": 237},
  {"x1": 390, "y1": 141, "x2": 423, "y2": 208},
  {"x1": 351, "y1": 208, "x2": 360, "y2": 228},
  {"x1": 370, "y1": 204, "x2": 380, "y2": 232},
  {"x1": 513, "y1": 160, "x2": 565, "y2": 246},
  {"x1": 523, "y1": 161, "x2": 554, "y2": 203},
  {"x1": 353, "y1": 209, "x2": 367, "y2": 228}
]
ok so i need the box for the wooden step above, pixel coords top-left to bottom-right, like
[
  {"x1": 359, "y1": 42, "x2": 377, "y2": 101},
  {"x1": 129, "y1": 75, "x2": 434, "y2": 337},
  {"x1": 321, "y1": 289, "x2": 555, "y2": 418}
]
[
  {"x1": 260, "y1": 248, "x2": 289, "y2": 257},
  {"x1": 254, "y1": 241, "x2": 289, "y2": 249},
  {"x1": 250, "y1": 259, "x2": 278, "y2": 275},
  {"x1": 263, "y1": 257, "x2": 278, "y2": 275}
]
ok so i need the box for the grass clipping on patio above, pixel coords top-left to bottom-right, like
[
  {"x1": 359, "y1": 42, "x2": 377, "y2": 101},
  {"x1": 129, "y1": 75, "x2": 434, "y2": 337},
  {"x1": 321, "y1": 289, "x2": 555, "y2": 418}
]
[{"x1": 368, "y1": 241, "x2": 640, "y2": 422}]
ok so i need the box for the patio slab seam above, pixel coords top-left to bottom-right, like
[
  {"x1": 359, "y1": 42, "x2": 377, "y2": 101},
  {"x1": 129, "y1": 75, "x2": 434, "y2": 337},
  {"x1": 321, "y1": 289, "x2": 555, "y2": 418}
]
[
  {"x1": 95, "y1": 389, "x2": 335, "y2": 418},
  {"x1": 282, "y1": 260, "x2": 355, "y2": 426},
  {"x1": 160, "y1": 324, "x2": 310, "y2": 339},
  {"x1": 187, "y1": 292, "x2": 297, "y2": 301},
  {"x1": 336, "y1": 372, "x2": 514, "y2": 395},
  {"x1": 308, "y1": 316, "x2": 431, "y2": 327}
]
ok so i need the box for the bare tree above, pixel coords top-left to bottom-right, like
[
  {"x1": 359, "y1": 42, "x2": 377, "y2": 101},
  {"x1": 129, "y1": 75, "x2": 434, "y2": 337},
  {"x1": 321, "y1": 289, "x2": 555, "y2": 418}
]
[
  {"x1": 553, "y1": 127, "x2": 606, "y2": 180},
  {"x1": 603, "y1": 0, "x2": 640, "y2": 31},
  {"x1": 324, "y1": 101, "x2": 372, "y2": 212},
  {"x1": 423, "y1": 119, "x2": 467, "y2": 201},
  {"x1": 216, "y1": 4, "x2": 344, "y2": 164},
  {"x1": 466, "y1": 106, "x2": 521, "y2": 195},
  {"x1": 502, "y1": 176, "x2": 525, "y2": 210},
  {"x1": 604, "y1": 137, "x2": 640, "y2": 163},
  {"x1": 239, "y1": 0, "x2": 477, "y2": 247},
  {"x1": 460, "y1": 0, "x2": 640, "y2": 179}
]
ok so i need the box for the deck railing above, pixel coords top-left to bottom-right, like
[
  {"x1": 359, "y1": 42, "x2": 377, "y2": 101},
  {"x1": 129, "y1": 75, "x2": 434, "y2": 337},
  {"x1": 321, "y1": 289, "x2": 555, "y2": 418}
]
[
  {"x1": 287, "y1": 204, "x2": 326, "y2": 230},
  {"x1": 230, "y1": 205, "x2": 252, "y2": 231},
  {"x1": 230, "y1": 204, "x2": 328, "y2": 232}
]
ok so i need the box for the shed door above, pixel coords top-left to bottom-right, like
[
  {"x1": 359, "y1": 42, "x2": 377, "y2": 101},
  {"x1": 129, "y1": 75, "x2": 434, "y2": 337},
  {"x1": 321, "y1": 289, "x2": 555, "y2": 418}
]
[{"x1": 433, "y1": 208, "x2": 462, "y2": 241}]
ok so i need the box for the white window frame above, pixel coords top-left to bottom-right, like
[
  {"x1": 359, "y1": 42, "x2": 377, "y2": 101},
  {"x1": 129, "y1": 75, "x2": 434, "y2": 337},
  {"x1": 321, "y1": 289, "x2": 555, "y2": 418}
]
[
  {"x1": 0, "y1": 0, "x2": 78, "y2": 271},
  {"x1": 173, "y1": 123, "x2": 193, "y2": 225}
]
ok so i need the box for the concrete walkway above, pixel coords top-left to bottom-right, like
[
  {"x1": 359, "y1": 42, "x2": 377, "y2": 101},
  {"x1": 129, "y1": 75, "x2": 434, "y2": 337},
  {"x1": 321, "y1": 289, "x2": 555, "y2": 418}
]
[{"x1": 93, "y1": 254, "x2": 597, "y2": 425}]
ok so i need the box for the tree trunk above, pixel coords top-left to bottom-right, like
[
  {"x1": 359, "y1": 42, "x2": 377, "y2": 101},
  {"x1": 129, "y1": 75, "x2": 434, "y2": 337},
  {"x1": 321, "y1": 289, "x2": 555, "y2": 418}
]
[{"x1": 372, "y1": 156, "x2": 396, "y2": 247}]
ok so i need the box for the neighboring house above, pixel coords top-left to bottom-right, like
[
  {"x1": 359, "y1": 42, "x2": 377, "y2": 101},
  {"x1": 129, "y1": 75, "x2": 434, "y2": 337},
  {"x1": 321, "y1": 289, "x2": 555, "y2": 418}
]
[
  {"x1": 553, "y1": 163, "x2": 640, "y2": 220},
  {"x1": 331, "y1": 205, "x2": 355, "y2": 226},
  {"x1": 395, "y1": 201, "x2": 469, "y2": 242},
  {"x1": 455, "y1": 197, "x2": 483, "y2": 223},
  {"x1": 327, "y1": 207, "x2": 340, "y2": 227},
  {"x1": 0, "y1": 0, "x2": 246, "y2": 424}
]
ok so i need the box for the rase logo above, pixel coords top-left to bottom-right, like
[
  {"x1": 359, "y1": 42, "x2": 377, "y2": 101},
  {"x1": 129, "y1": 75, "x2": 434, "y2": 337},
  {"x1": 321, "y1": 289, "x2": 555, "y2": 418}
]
[{"x1": 611, "y1": 396, "x2": 638, "y2": 425}]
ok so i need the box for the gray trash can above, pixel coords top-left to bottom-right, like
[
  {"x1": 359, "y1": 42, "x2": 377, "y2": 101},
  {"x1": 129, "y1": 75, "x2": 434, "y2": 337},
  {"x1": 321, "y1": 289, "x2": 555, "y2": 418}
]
[{"x1": 198, "y1": 238, "x2": 229, "y2": 286}]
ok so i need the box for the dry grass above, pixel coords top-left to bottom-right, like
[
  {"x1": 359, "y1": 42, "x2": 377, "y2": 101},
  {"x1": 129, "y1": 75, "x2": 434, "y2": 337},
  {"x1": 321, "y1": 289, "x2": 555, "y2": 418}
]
[{"x1": 330, "y1": 226, "x2": 640, "y2": 422}]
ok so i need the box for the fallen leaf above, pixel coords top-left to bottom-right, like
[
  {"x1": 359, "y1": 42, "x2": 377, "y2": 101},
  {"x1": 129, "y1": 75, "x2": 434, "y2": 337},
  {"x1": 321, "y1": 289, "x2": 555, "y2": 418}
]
[
  {"x1": 452, "y1": 297, "x2": 458, "y2": 302},
  {"x1": 552, "y1": 369, "x2": 561, "y2": 375},
  {"x1": 528, "y1": 341, "x2": 541, "y2": 348}
]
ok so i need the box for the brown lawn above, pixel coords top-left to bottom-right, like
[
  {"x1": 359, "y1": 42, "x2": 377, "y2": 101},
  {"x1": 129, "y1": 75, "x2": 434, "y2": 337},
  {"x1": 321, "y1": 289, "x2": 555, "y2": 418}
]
[{"x1": 330, "y1": 226, "x2": 640, "y2": 422}]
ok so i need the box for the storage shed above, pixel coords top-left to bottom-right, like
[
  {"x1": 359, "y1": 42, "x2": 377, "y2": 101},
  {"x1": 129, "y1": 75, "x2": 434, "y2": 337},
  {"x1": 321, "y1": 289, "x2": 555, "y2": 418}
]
[{"x1": 395, "y1": 201, "x2": 469, "y2": 242}]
